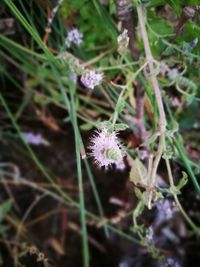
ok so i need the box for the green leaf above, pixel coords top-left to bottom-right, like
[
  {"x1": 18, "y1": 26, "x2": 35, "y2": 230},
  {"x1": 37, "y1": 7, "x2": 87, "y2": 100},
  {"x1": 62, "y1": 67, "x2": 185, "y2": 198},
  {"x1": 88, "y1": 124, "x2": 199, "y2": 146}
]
[
  {"x1": 177, "y1": 171, "x2": 188, "y2": 191},
  {"x1": 116, "y1": 99, "x2": 125, "y2": 113},
  {"x1": 96, "y1": 121, "x2": 128, "y2": 132},
  {"x1": 131, "y1": 224, "x2": 145, "y2": 234},
  {"x1": 147, "y1": 0, "x2": 165, "y2": 7},
  {"x1": 0, "y1": 225, "x2": 9, "y2": 235},
  {"x1": 130, "y1": 158, "x2": 148, "y2": 186},
  {"x1": 133, "y1": 198, "x2": 145, "y2": 218},
  {"x1": 162, "y1": 46, "x2": 175, "y2": 56},
  {"x1": 0, "y1": 199, "x2": 12, "y2": 223},
  {"x1": 141, "y1": 132, "x2": 160, "y2": 146},
  {"x1": 80, "y1": 122, "x2": 94, "y2": 131},
  {"x1": 96, "y1": 120, "x2": 112, "y2": 130},
  {"x1": 166, "y1": 0, "x2": 182, "y2": 16},
  {"x1": 162, "y1": 147, "x2": 174, "y2": 160},
  {"x1": 166, "y1": 122, "x2": 179, "y2": 138},
  {"x1": 114, "y1": 123, "x2": 129, "y2": 131},
  {"x1": 148, "y1": 10, "x2": 174, "y2": 36},
  {"x1": 168, "y1": 173, "x2": 188, "y2": 195},
  {"x1": 134, "y1": 187, "x2": 144, "y2": 202}
]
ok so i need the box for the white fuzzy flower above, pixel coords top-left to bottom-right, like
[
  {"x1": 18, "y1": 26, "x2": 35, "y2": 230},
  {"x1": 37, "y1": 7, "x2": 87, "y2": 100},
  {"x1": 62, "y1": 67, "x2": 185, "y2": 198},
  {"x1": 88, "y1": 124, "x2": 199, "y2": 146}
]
[
  {"x1": 22, "y1": 132, "x2": 49, "y2": 146},
  {"x1": 65, "y1": 28, "x2": 83, "y2": 47},
  {"x1": 88, "y1": 129, "x2": 124, "y2": 168},
  {"x1": 81, "y1": 70, "x2": 103, "y2": 90}
]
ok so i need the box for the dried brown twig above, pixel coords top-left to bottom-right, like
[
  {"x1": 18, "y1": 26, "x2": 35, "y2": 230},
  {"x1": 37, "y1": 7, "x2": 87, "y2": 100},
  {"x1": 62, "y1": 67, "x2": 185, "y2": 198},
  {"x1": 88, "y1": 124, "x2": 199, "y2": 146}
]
[
  {"x1": 175, "y1": 6, "x2": 200, "y2": 38},
  {"x1": 43, "y1": 0, "x2": 64, "y2": 45}
]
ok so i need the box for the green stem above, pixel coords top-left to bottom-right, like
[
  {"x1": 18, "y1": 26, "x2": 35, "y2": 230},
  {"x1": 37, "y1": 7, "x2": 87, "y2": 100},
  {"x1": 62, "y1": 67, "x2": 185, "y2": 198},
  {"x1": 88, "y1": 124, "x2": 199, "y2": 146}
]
[
  {"x1": 165, "y1": 157, "x2": 200, "y2": 235},
  {"x1": 70, "y1": 88, "x2": 90, "y2": 267},
  {"x1": 83, "y1": 159, "x2": 109, "y2": 237},
  {"x1": 164, "y1": 100, "x2": 200, "y2": 194}
]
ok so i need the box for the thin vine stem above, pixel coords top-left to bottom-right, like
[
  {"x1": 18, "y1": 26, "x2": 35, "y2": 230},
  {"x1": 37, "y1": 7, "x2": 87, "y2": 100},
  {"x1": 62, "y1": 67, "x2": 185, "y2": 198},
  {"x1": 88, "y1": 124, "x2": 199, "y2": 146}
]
[
  {"x1": 136, "y1": 4, "x2": 200, "y2": 233},
  {"x1": 137, "y1": 5, "x2": 167, "y2": 130},
  {"x1": 164, "y1": 156, "x2": 200, "y2": 235},
  {"x1": 136, "y1": 4, "x2": 167, "y2": 208}
]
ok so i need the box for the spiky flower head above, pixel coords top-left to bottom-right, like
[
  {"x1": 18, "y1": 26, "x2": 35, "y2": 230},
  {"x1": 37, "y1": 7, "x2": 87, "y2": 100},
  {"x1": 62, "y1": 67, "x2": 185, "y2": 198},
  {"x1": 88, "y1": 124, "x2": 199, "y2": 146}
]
[
  {"x1": 81, "y1": 70, "x2": 103, "y2": 90},
  {"x1": 88, "y1": 128, "x2": 125, "y2": 169}
]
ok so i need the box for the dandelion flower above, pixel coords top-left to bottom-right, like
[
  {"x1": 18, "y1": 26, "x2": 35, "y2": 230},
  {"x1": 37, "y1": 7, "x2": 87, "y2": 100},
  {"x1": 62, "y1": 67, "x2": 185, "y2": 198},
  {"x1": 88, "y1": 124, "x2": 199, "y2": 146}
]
[{"x1": 88, "y1": 128, "x2": 124, "y2": 168}]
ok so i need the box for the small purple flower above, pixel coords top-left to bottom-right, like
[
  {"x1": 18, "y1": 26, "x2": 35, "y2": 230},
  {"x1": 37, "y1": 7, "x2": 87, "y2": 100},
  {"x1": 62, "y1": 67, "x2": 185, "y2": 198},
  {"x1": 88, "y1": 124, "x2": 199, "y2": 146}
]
[
  {"x1": 165, "y1": 258, "x2": 181, "y2": 267},
  {"x1": 156, "y1": 199, "x2": 174, "y2": 221},
  {"x1": 81, "y1": 70, "x2": 103, "y2": 90},
  {"x1": 138, "y1": 148, "x2": 149, "y2": 160},
  {"x1": 22, "y1": 132, "x2": 49, "y2": 146},
  {"x1": 115, "y1": 161, "x2": 126, "y2": 171},
  {"x1": 146, "y1": 226, "x2": 154, "y2": 244},
  {"x1": 159, "y1": 62, "x2": 168, "y2": 76},
  {"x1": 167, "y1": 68, "x2": 179, "y2": 80},
  {"x1": 171, "y1": 97, "x2": 181, "y2": 107},
  {"x1": 65, "y1": 28, "x2": 83, "y2": 47},
  {"x1": 88, "y1": 128, "x2": 124, "y2": 168},
  {"x1": 71, "y1": 72, "x2": 78, "y2": 84}
]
